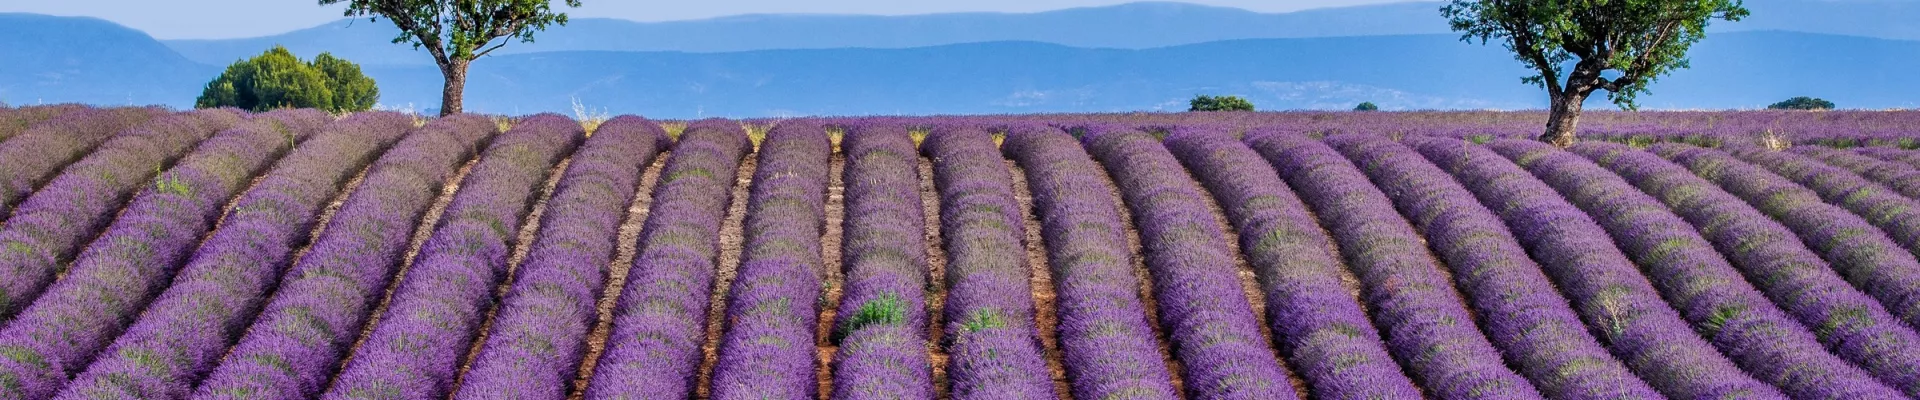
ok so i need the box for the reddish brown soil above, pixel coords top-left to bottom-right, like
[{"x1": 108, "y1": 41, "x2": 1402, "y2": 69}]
[
  {"x1": 572, "y1": 154, "x2": 670, "y2": 398},
  {"x1": 1096, "y1": 169, "x2": 1189, "y2": 396},
  {"x1": 1191, "y1": 176, "x2": 1309, "y2": 399},
  {"x1": 816, "y1": 154, "x2": 847, "y2": 399},
  {"x1": 918, "y1": 158, "x2": 952, "y2": 400},
  {"x1": 1005, "y1": 161, "x2": 1073, "y2": 399}
]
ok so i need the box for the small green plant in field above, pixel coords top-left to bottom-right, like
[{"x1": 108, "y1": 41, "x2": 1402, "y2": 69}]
[
  {"x1": 155, "y1": 170, "x2": 192, "y2": 196},
  {"x1": 837, "y1": 293, "x2": 907, "y2": 341},
  {"x1": 962, "y1": 309, "x2": 1008, "y2": 333}
]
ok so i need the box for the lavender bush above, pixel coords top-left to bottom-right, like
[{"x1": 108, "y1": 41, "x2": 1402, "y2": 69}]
[
  {"x1": 0, "y1": 104, "x2": 87, "y2": 144},
  {"x1": 1244, "y1": 130, "x2": 1541, "y2": 399},
  {"x1": 1492, "y1": 139, "x2": 1902, "y2": 398},
  {"x1": 1653, "y1": 143, "x2": 1920, "y2": 332},
  {"x1": 1724, "y1": 145, "x2": 1920, "y2": 262},
  {"x1": 324, "y1": 114, "x2": 583, "y2": 400},
  {"x1": 0, "y1": 107, "x2": 163, "y2": 218},
  {"x1": 584, "y1": 119, "x2": 751, "y2": 400},
  {"x1": 454, "y1": 116, "x2": 667, "y2": 400},
  {"x1": 1325, "y1": 134, "x2": 1657, "y2": 399},
  {"x1": 0, "y1": 109, "x2": 243, "y2": 323},
  {"x1": 189, "y1": 115, "x2": 497, "y2": 400},
  {"x1": 708, "y1": 122, "x2": 833, "y2": 399},
  {"x1": 1578, "y1": 142, "x2": 1920, "y2": 396},
  {"x1": 53, "y1": 112, "x2": 414, "y2": 400},
  {"x1": 1795, "y1": 146, "x2": 1920, "y2": 200},
  {"x1": 921, "y1": 128, "x2": 1055, "y2": 399},
  {"x1": 1002, "y1": 125, "x2": 1178, "y2": 399},
  {"x1": 1411, "y1": 137, "x2": 1782, "y2": 399},
  {"x1": 1081, "y1": 127, "x2": 1299, "y2": 399},
  {"x1": 0, "y1": 114, "x2": 327, "y2": 400},
  {"x1": 829, "y1": 124, "x2": 936, "y2": 399}
]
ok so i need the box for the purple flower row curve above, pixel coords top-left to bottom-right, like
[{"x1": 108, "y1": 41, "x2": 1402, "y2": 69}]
[
  {"x1": 1003, "y1": 126, "x2": 1178, "y2": 399},
  {"x1": 324, "y1": 114, "x2": 584, "y2": 400},
  {"x1": 1652, "y1": 143, "x2": 1920, "y2": 332},
  {"x1": 1795, "y1": 146, "x2": 1920, "y2": 200},
  {"x1": 829, "y1": 124, "x2": 935, "y2": 399},
  {"x1": 0, "y1": 104, "x2": 87, "y2": 145},
  {"x1": 1081, "y1": 127, "x2": 1298, "y2": 399},
  {"x1": 1576, "y1": 142, "x2": 1920, "y2": 397},
  {"x1": 1491, "y1": 139, "x2": 1902, "y2": 398},
  {"x1": 0, "y1": 109, "x2": 244, "y2": 323},
  {"x1": 454, "y1": 116, "x2": 668, "y2": 400},
  {"x1": 584, "y1": 119, "x2": 752, "y2": 400},
  {"x1": 709, "y1": 122, "x2": 833, "y2": 399},
  {"x1": 0, "y1": 113, "x2": 329, "y2": 400},
  {"x1": 53, "y1": 112, "x2": 415, "y2": 400},
  {"x1": 0, "y1": 107, "x2": 165, "y2": 216},
  {"x1": 1410, "y1": 137, "x2": 1781, "y2": 399},
  {"x1": 1325, "y1": 134, "x2": 1657, "y2": 399},
  {"x1": 1243, "y1": 131, "x2": 1540, "y2": 399},
  {"x1": 188, "y1": 115, "x2": 498, "y2": 400},
  {"x1": 921, "y1": 128, "x2": 1055, "y2": 399},
  {"x1": 1723, "y1": 145, "x2": 1920, "y2": 266}
]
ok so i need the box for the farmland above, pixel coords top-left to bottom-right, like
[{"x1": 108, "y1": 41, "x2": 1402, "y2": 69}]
[{"x1": 2, "y1": 105, "x2": 1920, "y2": 400}]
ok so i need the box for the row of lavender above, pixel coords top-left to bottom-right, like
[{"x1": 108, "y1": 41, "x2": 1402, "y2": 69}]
[{"x1": 6, "y1": 106, "x2": 1920, "y2": 399}]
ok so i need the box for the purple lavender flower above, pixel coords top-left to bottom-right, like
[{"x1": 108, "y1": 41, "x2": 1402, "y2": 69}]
[
  {"x1": 585, "y1": 119, "x2": 752, "y2": 400},
  {"x1": 1578, "y1": 141, "x2": 1920, "y2": 397},
  {"x1": 830, "y1": 124, "x2": 935, "y2": 399},
  {"x1": 454, "y1": 116, "x2": 667, "y2": 400},
  {"x1": 1324, "y1": 134, "x2": 1657, "y2": 399},
  {"x1": 53, "y1": 112, "x2": 415, "y2": 400},
  {"x1": 189, "y1": 115, "x2": 498, "y2": 400},
  {"x1": 1653, "y1": 143, "x2": 1920, "y2": 333},
  {"x1": 0, "y1": 109, "x2": 243, "y2": 324},
  {"x1": 0, "y1": 114, "x2": 328, "y2": 400},
  {"x1": 1243, "y1": 130, "x2": 1542, "y2": 399},
  {"x1": 1723, "y1": 145, "x2": 1920, "y2": 264},
  {"x1": 324, "y1": 114, "x2": 584, "y2": 400},
  {"x1": 1002, "y1": 125, "x2": 1179, "y2": 399},
  {"x1": 1410, "y1": 136, "x2": 1781, "y2": 399},
  {"x1": 0, "y1": 104, "x2": 87, "y2": 144},
  {"x1": 0, "y1": 107, "x2": 164, "y2": 218},
  {"x1": 1795, "y1": 146, "x2": 1920, "y2": 200},
  {"x1": 922, "y1": 128, "x2": 1055, "y2": 399},
  {"x1": 708, "y1": 122, "x2": 833, "y2": 399},
  {"x1": 1491, "y1": 138, "x2": 1902, "y2": 398}
]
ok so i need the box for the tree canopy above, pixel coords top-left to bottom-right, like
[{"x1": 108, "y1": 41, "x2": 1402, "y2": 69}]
[
  {"x1": 321, "y1": 0, "x2": 581, "y2": 116},
  {"x1": 1768, "y1": 96, "x2": 1835, "y2": 110},
  {"x1": 1443, "y1": 0, "x2": 1748, "y2": 145},
  {"x1": 1354, "y1": 102, "x2": 1380, "y2": 111},
  {"x1": 1189, "y1": 95, "x2": 1255, "y2": 112},
  {"x1": 195, "y1": 46, "x2": 379, "y2": 113}
]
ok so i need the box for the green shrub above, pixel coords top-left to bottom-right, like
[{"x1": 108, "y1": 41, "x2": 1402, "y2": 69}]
[
  {"x1": 1189, "y1": 95, "x2": 1255, "y2": 112},
  {"x1": 1354, "y1": 102, "x2": 1380, "y2": 111},
  {"x1": 1767, "y1": 96, "x2": 1834, "y2": 110},
  {"x1": 196, "y1": 46, "x2": 379, "y2": 113}
]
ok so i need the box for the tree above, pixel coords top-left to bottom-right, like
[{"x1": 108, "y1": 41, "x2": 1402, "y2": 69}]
[
  {"x1": 1767, "y1": 96, "x2": 1834, "y2": 110},
  {"x1": 1189, "y1": 95, "x2": 1255, "y2": 112},
  {"x1": 312, "y1": 53, "x2": 381, "y2": 112},
  {"x1": 322, "y1": 0, "x2": 581, "y2": 116},
  {"x1": 1443, "y1": 0, "x2": 1748, "y2": 146},
  {"x1": 196, "y1": 46, "x2": 338, "y2": 112},
  {"x1": 1354, "y1": 102, "x2": 1380, "y2": 111}
]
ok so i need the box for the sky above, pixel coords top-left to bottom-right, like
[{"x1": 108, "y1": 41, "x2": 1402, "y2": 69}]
[{"x1": 0, "y1": 0, "x2": 1411, "y2": 39}]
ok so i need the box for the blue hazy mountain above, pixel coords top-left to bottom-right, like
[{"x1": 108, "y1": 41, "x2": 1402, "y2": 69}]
[
  {"x1": 0, "y1": 13, "x2": 213, "y2": 106},
  {"x1": 160, "y1": 0, "x2": 1920, "y2": 67},
  {"x1": 4, "y1": 12, "x2": 1917, "y2": 117}
]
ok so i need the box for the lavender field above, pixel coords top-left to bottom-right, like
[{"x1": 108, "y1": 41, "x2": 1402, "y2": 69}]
[{"x1": 3, "y1": 104, "x2": 1920, "y2": 400}]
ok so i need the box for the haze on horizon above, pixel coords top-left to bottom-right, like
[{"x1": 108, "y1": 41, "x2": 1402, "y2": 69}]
[{"x1": 0, "y1": 0, "x2": 1413, "y2": 39}]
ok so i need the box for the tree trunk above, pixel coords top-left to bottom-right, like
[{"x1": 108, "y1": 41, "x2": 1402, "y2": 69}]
[
  {"x1": 1542, "y1": 91, "x2": 1587, "y2": 148},
  {"x1": 438, "y1": 60, "x2": 470, "y2": 116}
]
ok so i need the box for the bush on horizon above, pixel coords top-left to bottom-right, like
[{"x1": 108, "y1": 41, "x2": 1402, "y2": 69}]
[{"x1": 195, "y1": 46, "x2": 379, "y2": 113}]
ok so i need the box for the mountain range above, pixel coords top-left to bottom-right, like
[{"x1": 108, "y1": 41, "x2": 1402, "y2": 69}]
[{"x1": 3, "y1": 1, "x2": 1917, "y2": 117}]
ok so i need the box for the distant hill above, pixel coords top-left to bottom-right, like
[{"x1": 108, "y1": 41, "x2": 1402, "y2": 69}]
[
  {"x1": 160, "y1": 0, "x2": 1920, "y2": 67},
  {"x1": 0, "y1": 13, "x2": 212, "y2": 106},
  {"x1": 5, "y1": 13, "x2": 1917, "y2": 117}
]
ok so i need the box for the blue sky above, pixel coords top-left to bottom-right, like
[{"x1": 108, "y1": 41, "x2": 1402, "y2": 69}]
[{"x1": 2, "y1": 0, "x2": 1407, "y2": 39}]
